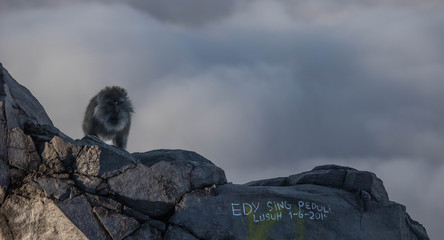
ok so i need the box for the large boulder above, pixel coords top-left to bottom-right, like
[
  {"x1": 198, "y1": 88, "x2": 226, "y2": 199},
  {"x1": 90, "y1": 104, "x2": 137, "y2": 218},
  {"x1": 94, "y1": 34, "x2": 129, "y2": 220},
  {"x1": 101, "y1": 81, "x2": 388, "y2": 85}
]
[
  {"x1": 0, "y1": 63, "x2": 429, "y2": 239},
  {"x1": 168, "y1": 166, "x2": 427, "y2": 239}
]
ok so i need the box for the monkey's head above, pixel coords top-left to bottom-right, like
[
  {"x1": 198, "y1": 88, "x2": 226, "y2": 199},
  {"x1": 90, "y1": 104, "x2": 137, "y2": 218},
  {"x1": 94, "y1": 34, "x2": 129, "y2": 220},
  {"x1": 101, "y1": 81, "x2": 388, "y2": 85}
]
[{"x1": 94, "y1": 86, "x2": 134, "y2": 131}]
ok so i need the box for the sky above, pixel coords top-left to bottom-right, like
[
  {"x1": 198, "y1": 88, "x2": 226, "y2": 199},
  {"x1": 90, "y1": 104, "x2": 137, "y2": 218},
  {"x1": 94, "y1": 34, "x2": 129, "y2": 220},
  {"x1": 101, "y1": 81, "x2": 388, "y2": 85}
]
[{"x1": 1, "y1": 0, "x2": 443, "y2": 238}]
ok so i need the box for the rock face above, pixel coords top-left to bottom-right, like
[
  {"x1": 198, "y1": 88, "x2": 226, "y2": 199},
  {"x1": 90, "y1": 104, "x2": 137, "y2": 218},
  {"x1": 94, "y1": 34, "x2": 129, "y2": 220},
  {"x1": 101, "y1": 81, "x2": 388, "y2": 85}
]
[{"x1": 0, "y1": 63, "x2": 429, "y2": 240}]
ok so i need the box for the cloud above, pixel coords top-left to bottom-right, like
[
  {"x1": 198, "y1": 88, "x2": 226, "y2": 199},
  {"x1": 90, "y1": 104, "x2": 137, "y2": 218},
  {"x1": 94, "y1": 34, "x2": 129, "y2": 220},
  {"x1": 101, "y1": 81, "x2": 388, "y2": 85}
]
[
  {"x1": 2, "y1": 0, "x2": 444, "y2": 167},
  {"x1": 3, "y1": 0, "x2": 442, "y2": 27},
  {"x1": 1, "y1": 1, "x2": 444, "y2": 238},
  {"x1": 123, "y1": 0, "x2": 242, "y2": 26},
  {"x1": 0, "y1": 0, "x2": 243, "y2": 26}
]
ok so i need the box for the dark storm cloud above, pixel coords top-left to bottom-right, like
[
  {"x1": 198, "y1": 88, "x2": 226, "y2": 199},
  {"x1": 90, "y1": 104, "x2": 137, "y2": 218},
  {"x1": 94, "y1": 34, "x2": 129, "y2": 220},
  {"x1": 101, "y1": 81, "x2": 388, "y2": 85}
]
[
  {"x1": 123, "y1": 0, "x2": 241, "y2": 26},
  {"x1": 0, "y1": 0, "x2": 85, "y2": 11},
  {"x1": 160, "y1": 15, "x2": 444, "y2": 165},
  {"x1": 0, "y1": 0, "x2": 243, "y2": 26},
  {"x1": 3, "y1": 0, "x2": 441, "y2": 26}
]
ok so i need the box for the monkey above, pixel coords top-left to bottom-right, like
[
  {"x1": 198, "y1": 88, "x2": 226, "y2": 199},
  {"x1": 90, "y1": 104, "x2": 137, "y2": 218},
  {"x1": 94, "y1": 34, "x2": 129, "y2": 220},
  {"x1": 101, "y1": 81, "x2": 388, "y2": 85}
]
[{"x1": 82, "y1": 86, "x2": 134, "y2": 149}]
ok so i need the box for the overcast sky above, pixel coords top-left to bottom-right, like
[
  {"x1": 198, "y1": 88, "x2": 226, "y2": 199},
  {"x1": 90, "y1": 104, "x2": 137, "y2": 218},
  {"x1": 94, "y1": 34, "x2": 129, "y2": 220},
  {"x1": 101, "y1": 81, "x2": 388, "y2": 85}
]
[{"x1": 1, "y1": 0, "x2": 443, "y2": 238}]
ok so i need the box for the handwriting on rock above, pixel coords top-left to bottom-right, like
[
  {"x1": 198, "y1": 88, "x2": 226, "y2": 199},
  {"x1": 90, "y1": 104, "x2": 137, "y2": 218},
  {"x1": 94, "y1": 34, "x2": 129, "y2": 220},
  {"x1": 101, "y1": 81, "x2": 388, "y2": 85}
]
[{"x1": 231, "y1": 200, "x2": 332, "y2": 223}]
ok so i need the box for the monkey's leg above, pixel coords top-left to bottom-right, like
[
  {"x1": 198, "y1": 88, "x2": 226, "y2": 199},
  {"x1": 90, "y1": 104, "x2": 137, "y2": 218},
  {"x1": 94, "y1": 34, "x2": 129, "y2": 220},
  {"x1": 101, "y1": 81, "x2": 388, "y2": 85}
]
[{"x1": 113, "y1": 133, "x2": 128, "y2": 149}]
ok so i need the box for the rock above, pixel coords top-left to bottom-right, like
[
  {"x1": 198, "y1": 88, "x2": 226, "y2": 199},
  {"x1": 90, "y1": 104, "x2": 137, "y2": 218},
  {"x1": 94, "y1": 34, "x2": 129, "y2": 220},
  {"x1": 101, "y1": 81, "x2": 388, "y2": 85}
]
[
  {"x1": 288, "y1": 165, "x2": 389, "y2": 202},
  {"x1": 75, "y1": 143, "x2": 137, "y2": 179},
  {"x1": 0, "y1": 213, "x2": 13, "y2": 240},
  {"x1": 40, "y1": 135, "x2": 82, "y2": 173},
  {"x1": 0, "y1": 63, "x2": 53, "y2": 130},
  {"x1": 93, "y1": 206, "x2": 140, "y2": 240},
  {"x1": 0, "y1": 63, "x2": 430, "y2": 240},
  {"x1": 0, "y1": 99, "x2": 9, "y2": 204},
  {"x1": 108, "y1": 150, "x2": 227, "y2": 217},
  {"x1": 0, "y1": 160, "x2": 8, "y2": 203},
  {"x1": 125, "y1": 222, "x2": 163, "y2": 240},
  {"x1": 164, "y1": 225, "x2": 199, "y2": 240},
  {"x1": 108, "y1": 161, "x2": 193, "y2": 217},
  {"x1": 86, "y1": 193, "x2": 122, "y2": 211},
  {"x1": 133, "y1": 149, "x2": 227, "y2": 188},
  {"x1": 73, "y1": 173, "x2": 102, "y2": 193},
  {"x1": 14, "y1": 180, "x2": 45, "y2": 199},
  {"x1": 40, "y1": 141, "x2": 66, "y2": 173},
  {"x1": 36, "y1": 177, "x2": 77, "y2": 200},
  {"x1": 149, "y1": 220, "x2": 167, "y2": 232},
  {"x1": 1, "y1": 195, "x2": 90, "y2": 240},
  {"x1": 169, "y1": 182, "x2": 423, "y2": 240},
  {"x1": 7, "y1": 128, "x2": 41, "y2": 171},
  {"x1": 245, "y1": 177, "x2": 287, "y2": 187},
  {"x1": 247, "y1": 165, "x2": 389, "y2": 203},
  {"x1": 56, "y1": 195, "x2": 110, "y2": 240}
]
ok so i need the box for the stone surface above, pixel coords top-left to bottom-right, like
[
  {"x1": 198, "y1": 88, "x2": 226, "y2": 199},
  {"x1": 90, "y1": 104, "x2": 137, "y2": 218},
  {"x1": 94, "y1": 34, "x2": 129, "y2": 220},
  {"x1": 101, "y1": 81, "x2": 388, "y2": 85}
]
[
  {"x1": 126, "y1": 222, "x2": 163, "y2": 240},
  {"x1": 7, "y1": 128, "x2": 41, "y2": 171},
  {"x1": 36, "y1": 176, "x2": 77, "y2": 200},
  {"x1": 0, "y1": 96, "x2": 9, "y2": 204},
  {"x1": 1, "y1": 63, "x2": 53, "y2": 130},
  {"x1": 247, "y1": 165, "x2": 389, "y2": 203},
  {"x1": 0, "y1": 195, "x2": 89, "y2": 240},
  {"x1": 0, "y1": 63, "x2": 430, "y2": 240},
  {"x1": 133, "y1": 149, "x2": 227, "y2": 188},
  {"x1": 0, "y1": 213, "x2": 13, "y2": 240},
  {"x1": 75, "y1": 143, "x2": 137, "y2": 179},
  {"x1": 56, "y1": 195, "x2": 110, "y2": 240},
  {"x1": 0, "y1": 160, "x2": 8, "y2": 203},
  {"x1": 73, "y1": 173, "x2": 103, "y2": 193},
  {"x1": 164, "y1": 225, "x2": 199, "y2": 240},
  {"x1": 108, "y1": 161, "x2": 193, "y2": 217},
  {"x1": 288, "y1": 165, "x2": 389, "y2": 202},
  {"x1": 40, "y1": 135, "x2": 82, "y2": 173},
  {"x1": 86, "y1": 193, "x2": 122, "y2": 211},
  {"x1": 170, "y1": 183, "x2": 423, "y2": 240},
  {"x1": 93, "y1": 206, "x2": 140, "y2": 240}
]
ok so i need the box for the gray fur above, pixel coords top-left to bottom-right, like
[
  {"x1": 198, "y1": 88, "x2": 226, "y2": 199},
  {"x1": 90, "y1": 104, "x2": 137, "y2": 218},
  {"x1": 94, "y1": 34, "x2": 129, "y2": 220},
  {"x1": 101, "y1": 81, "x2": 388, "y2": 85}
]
[{"x1": 82, "y1": 86, "x2": 134, "y2": 149}]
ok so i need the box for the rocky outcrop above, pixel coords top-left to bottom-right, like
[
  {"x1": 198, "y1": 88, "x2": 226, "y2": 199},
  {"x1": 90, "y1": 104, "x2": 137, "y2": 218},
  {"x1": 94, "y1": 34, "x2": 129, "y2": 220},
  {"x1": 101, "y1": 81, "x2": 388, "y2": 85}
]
[{"x1": 0, "y1": 63, "x2": 429, "y2": 239}]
